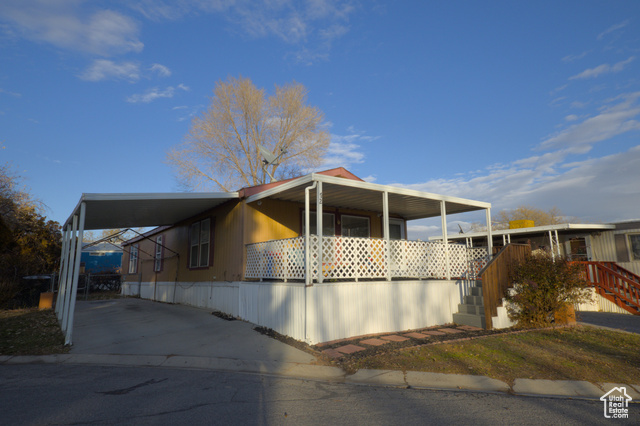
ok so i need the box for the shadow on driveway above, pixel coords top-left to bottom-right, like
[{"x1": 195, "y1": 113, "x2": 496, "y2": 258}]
[{"x1": 70, "y1": 298, "x2": 317, "y2": 364}]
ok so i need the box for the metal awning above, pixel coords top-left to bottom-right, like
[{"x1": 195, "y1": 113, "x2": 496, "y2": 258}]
[
  {"x1": 245, "y1": 173, "x2": 490, "y2": 220},
  {"x1": 437, "y1": 223, "x2": 616, "y2": 241},
  {"x1": 64, "y1": 192, "x2": 239, "y2": 230}
]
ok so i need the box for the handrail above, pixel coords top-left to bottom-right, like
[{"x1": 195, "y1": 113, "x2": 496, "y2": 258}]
[
  {"x1": 478, "y1": 244, "x2": 531, "y2": 329},
  {"x1": 574, "y1": 261, "x2": 640, "y2": 315}
]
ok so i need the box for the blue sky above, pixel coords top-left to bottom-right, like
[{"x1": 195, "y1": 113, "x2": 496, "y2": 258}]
[{"x1": 1, "y1": 1, "x2": 639, "y2": 239}]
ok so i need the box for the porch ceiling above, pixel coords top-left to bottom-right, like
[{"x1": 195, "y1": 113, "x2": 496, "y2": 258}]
[
  {"x1": 246, "y1": 174, "x2": 490, "y2": 220},
  {"x1": 65, "y1": 192, "x2": 239, "y2": 230}
]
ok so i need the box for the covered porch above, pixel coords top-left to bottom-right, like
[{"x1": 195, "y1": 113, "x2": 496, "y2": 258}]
[{"x1": 243, "y1": 173, "x2": 494, "y2": 283}]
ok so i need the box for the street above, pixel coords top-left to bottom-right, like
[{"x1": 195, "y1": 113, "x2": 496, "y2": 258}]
[{"x1": 2, "y1": 364, "x2": 635, "y2": 425}]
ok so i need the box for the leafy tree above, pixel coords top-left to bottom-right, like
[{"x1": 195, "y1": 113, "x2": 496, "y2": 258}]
[
  {"x1": 505, "y1": 253, "x2": 591, "y2": 327},
  {"x1": 0, "y1": 164, "x2": 61, "y2": 308},
  {"x1": 167, "y1": 76, "x2": 330, "y2": 191}
]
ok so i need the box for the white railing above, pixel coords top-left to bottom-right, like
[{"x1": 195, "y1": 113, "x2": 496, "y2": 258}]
[{"x1": 245, "y1": 235, "x2": 489, "y2": 281}]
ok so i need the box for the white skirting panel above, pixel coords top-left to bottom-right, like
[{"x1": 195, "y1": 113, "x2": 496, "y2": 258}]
[
  {"x1": 307, "y1": 280, "x2": 461, "y2": 344},
  {"x1": 121, "y1": 281, "x2": 240, "y2": 316},
  {"x1": 576, "y1": 288, "x2": 633, "y2": 315},
  {"x1": 238, "y1": 282, "x2": 306, "y2": 341},
  {"x1": 122, "y1": 279, "x2": 465, "y2": 345}
]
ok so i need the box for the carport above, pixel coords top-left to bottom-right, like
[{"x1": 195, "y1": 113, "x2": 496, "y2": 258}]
[{"x1": 56, "y1": 192, "x2": 239, "y2": 345}]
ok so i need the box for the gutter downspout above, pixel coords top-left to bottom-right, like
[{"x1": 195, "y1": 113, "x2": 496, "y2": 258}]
[{"x1": 304, "y1": 180, "x2": 317, "y2": 344}]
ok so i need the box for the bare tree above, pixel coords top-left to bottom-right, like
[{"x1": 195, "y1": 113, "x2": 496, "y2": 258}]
[{"x1": 167, "y1": 76, "x2": 330, "y2": 191}]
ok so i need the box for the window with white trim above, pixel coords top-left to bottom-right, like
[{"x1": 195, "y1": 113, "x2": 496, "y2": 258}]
[
  {"x1": 341, "y1": 215, "x2": 370, "y2": 237},
  {"x1": 629, "y1": 234, "x2": 640, "y2": 261},
  {"x1": 389, "y1": 218, "x2": 406, "y2": 240},
  {"x1": 128, "y1": 244, "x2": 138, "y2": 274},
  {"x1": 190, "y1": 218, "x2": 211, "y2": 268},
  {"x1": 154, "y1": 235, "x2": 164, "y2": 272},
  {"x1": 302, "y1": 212, "x2": 336, "y2": 236}
]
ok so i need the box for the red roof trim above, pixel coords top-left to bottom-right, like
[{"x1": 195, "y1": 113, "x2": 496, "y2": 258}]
[{"x1": 238, "y1": 167, "x2": 364, "y2": 198}]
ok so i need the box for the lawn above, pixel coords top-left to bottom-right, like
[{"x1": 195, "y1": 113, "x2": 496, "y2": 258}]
[
  {"x1": 0, "y1": 308, "x2": 68, "y2": 356},
  {"x1": 340, "y1": 326, "x2": 640, "y2": 385}
]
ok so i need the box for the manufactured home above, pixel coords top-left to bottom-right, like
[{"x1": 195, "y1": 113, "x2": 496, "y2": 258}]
[{"x1": 108, "y1": 168, "x2": 495, "y2": 345}]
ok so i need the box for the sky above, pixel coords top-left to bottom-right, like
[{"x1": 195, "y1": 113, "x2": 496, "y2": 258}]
[{"x1": 1, "y1": 0, "x2": 640, "y2": 239}]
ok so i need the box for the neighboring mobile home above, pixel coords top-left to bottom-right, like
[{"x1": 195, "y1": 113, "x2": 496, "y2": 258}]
[{"x1": 441, "y1": 221, "x2": 640, "y2": 315}]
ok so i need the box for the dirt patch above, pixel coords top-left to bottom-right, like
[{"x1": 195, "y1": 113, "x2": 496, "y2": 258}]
[{"x1": 212, "y1": 310, "x2": 236, "y2": 321}]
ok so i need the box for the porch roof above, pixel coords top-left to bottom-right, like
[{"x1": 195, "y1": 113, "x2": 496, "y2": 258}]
[
  {"x1": 64, "y1": 192, "x2": 239, "y2": 230},
  {"x1": 433, "y1": 223, "x2": 616, "y2": 241},
  {"x1": 245, "y1": 173, "x2": 490, "y2": 220}
]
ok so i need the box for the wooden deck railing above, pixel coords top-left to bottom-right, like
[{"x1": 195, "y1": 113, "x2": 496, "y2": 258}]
[
  {"x1": 574, "y1": 261, "x2": 640, "y2": 315},
  {"x1": 479, "y1": 244, "x2": 531, "y2": 329}
]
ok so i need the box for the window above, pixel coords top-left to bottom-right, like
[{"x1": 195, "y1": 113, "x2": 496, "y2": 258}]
[
  {"x1": 302, "y1": 212, "x2": 335, "y2": 236},
  {"x1": 154, "y1": 235, "x2": 164, "y2": 272},
  {"x1": 389, "y1": 218, "x2": 406, "y2": 240},
  {"x1": 629, "y1": 234, "x2": 640, "y2": 261},
  {"x1": 190, "y1": 219, "x2": 211, "y2": 268},
  {"x1": 128, "y1": 244, "x2": 138, "y2": 274},
  {"x1": 341, "y1": 215, "x2": 370, "y2": 237}
]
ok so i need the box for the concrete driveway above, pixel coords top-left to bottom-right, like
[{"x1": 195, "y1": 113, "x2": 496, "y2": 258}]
[{"x1": 70, "y1": 298, "x2": 316, "y2": 364}]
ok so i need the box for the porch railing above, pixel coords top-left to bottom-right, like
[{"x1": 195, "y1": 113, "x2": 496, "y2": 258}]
[{"x1": 245, "y1": 235, "x2": 489, "y2": 282}]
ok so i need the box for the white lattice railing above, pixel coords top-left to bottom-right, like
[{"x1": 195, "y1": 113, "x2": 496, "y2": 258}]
[{"x1": 245, "y1": 236, "x2": 489, "y2": 281}]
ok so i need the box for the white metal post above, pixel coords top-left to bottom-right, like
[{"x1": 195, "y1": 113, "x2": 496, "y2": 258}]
[
  {"x1": 65, "y1": 202, "x2": 86, "y2": 345},
  {"x1": 56, "y1": 226, "x2": 70, "y2": 318},
  {"x1": 61, "y1": 215, "x2": 78, "y2": 333},
  {"x1": 383, "y1": 191, "x2": 390, "y2": 281},
  {"x1": 316, "y1": 181, "x2": 323, "y2": 284},
  {"x1": 440, "y1": 201, "x2": 450, "y2": 280},
  {"x1": 554, "y1": 230, "x2": 560, "y2": 258},
  {"x1": 485, "y1": 207, "x2": 493, "y2": 258}
]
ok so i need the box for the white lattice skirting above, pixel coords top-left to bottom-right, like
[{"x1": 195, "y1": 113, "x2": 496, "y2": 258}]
[{"x1": 245, "y1": 236, "x2": 488, "y2": 281}]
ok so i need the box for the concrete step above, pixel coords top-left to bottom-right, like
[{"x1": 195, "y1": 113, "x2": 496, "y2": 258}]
[
  {"x1": 453, "y1": 312, "x2": 486, "y2": 329},
  {"x1": 464, "y1": 295, "x2": 483, "y2": 305},
  {"x1": 471, "y1": 287, "x2": 483, "y2": 297},
  {"x1": 457, "y1": 303, "x2": 484, "y2": 315}
]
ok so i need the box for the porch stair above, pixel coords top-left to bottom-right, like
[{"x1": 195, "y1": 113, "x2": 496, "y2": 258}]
[
  {"x1": 575, "y1": 261, "x2": 640, "y2": 315},
  {"x1": 453, "y1": 281, "x2": 486, "y2": 328}
]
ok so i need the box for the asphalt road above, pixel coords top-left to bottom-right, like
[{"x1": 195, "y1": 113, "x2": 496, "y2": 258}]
[
  {"x1": 2, "y1": 364, "x2": 637, "y2": 425},
  {"x1": 576, "y1": 311, "x2": 640, "y2": 334}
]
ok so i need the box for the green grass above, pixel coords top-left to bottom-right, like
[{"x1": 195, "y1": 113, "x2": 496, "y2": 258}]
[
  {"x1": 343, "y1": 326, "x2": 640, "y2": 385},
  {"x1": 0, "y1": 308, "x2": 68, "y2": 355}
]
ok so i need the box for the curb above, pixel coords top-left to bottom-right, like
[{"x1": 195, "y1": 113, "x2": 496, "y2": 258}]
[{"x1": 2, "y1": 353, "x2": 639, "y2": 401}]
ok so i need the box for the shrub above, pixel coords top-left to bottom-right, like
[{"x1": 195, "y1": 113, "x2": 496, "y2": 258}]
[{"x1": 505, "y1": 253, "x2": 591, "y2": 328}]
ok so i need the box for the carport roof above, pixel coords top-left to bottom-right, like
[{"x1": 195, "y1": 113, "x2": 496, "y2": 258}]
[
  {"x1": 64, "y1": 171, "x2": 491, "y2": 230},
  {"x1": 65, "y1": 192, "x2": 239, "y2": 230}
]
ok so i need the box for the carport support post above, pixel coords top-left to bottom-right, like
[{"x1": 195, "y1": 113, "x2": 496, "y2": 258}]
[
  {"x1": 61, "y1": 216, "x2": 78, "y2": 332},
  {"x1": 440, "y1": 201, "x2": 451, "y2": 280},
  {"x1": 55, "y1": 226, "x2": 70, "y2": 319},
  {"x1": 64, "y1": 202, "x2": 86, "y2": 345}
]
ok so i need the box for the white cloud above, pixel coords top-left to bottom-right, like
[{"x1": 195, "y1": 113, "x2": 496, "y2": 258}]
[
  {"x1": 539, "y1": 91, "x2": 640, "y2": 152},
  {"x1": 597, "y1": 20, "x2": 629, "y2": 40},
  {"x1": 320, "y1": 129, "x2": 379, "y2": 170},
  {"x1": 126, "y1": 84, "x2": 189, "y2": 103},
  {"x1": 80, "y1": 60, "x2": 140, "y2": 82},
  {"x1": 0, "y1": 88, "x2": 21, "y2": 97},
  {"x1": 569, "y1": 56, "x2": 634, "y2": 80},
  {"x1": 0, "y1": 2, "x2": 143, "y2": 56},
  {"x1": 150, "y1": 63, "x2": 171, "y2": 77}
]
